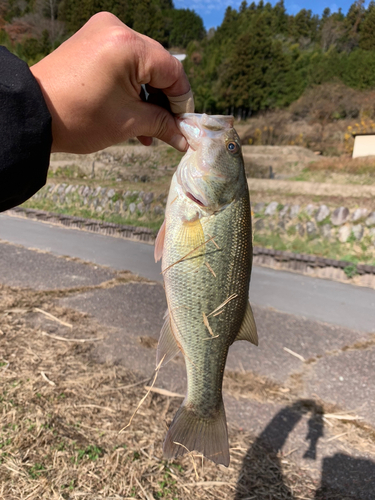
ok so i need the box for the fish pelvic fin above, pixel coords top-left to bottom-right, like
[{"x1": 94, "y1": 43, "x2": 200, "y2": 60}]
[
  {"x1": 154, "y1": 219, "x2": 166, "y2": 263},
  {"x1": 163, "y1": 399, "x2": 229, "y2": 467},
  {"x1": 233, "y1": 302, "x2": 258, "y2": 346}
]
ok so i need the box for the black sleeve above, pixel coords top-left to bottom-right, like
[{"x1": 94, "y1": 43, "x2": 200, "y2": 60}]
[{"x1": 0, "y1": 46, "x2": 52, "y2": 212}]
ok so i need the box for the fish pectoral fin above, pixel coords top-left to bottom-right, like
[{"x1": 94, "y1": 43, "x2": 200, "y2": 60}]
[
  {"x1": 233, "y1": 302, "x2": 258, "y2": 346},
  {"x1": 154, "y1": 219, "x2": 166, "y2": 263},
  {"x1": 163, "y1": 399, "x2": 230, "y2": 467},
  {"x1": 176, "y1": 218, "x2": 205, "y2": 269},
  {"x1": 156, "y1": 313, "x2": 181, "y2": 367}
]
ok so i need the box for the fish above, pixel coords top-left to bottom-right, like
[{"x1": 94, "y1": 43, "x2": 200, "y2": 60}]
[{"x1": 154, "y1": 113, "x2": 257, "y2": 467}]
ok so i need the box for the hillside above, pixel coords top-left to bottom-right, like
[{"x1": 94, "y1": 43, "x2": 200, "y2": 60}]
[{"x1": 3, "y1": 0, "x2": 375, "y2": 159}]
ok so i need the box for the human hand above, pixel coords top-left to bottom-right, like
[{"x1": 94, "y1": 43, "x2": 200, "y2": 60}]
[{"x1": 30, "y1": 12, "x2": 194, "y2": 154}]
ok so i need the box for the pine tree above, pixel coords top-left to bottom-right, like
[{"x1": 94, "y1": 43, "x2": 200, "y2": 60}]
[
  {"x1": 272, "y1": 0, "x2": 288, "y2": 35},
  {"x1": 132, "y1": 0, "x2": 168, "y2": 45},
  {"x1": 216, "y1": 16, "x2": 294, "y2": 114},
  {"x1": 168, "y1": 9, "x2": 205, "y2": 48},
  {"x1": 359, "y1": 1, "x2": 375, "y2": 50},
  {"x1": 58, "y1": 0, "x2": 101, "y2": 32},
  {"x1": 290, "y1": 9, "x2": 318, "y2": 42},
  {"x1": 343, "y1": 0, "x2": 365, "y2": 50}
]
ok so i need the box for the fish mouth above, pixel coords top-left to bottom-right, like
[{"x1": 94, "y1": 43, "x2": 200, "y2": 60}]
[{"x1": 186, "y1": 191, "x2": 206, "y2": 207}]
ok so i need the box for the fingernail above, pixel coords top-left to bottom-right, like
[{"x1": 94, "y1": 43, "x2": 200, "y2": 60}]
[{"x1": 170, "y1": 134, "x2": 188, "y2": 151}]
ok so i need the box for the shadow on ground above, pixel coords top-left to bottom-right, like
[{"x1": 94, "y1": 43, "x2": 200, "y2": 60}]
[{"x1": 235, "y1": 400, "x2": 375, "y2": 500}]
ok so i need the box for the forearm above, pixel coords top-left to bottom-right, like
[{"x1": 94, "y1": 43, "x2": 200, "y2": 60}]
[{"x1": 0, "y1": 47, "x2": 52, "y2": 212}]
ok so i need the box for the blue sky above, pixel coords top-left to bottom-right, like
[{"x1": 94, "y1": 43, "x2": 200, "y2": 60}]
[{"x1": 173, "y1": 0, "x2": 357, "y2": 30}]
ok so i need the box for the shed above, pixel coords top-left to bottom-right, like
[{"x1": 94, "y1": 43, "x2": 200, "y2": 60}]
[{"x1": 352, "y1": 133, "x2": 375, "y2": 158}]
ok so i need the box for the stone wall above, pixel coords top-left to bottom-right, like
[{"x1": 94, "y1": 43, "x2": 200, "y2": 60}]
[
  {"x1": 31, "y1": 183, "x2": 166, "y2": 218},
  {"x1": 31, "y1": 183, "x2": 375, "y2": 247},
  {"x1": 253, "y1": 201, "x2": 375, "y2": 246}
]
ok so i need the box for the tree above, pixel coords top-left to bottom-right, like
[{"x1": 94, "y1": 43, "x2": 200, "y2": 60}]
[
  {"x1": 319, "y1": 14, "x2": 345, "y2": 51},
  {"x1": 168, "y1": 9, "x2": 205, "y2": 48},
  {"x1": 343, "y1": 0, "x2": 365, "y2": 50},
  {"x1": 359, "y1": 1, "x2": 375, "y2": 50},
  {"x1": 58, "y1": 0, "x2": 101, "y2": 32},
  {"x1": 272, "y1": 0, "x2": 288, "y2": 35},
  {"x1": 290, "y1": 9, "x2": 318, "y2": 42},
  {"x1": 58, "y1": 0, "x2": 168, "y2": 39},
  {"x1": 132, "y1": 0, "x2": 169, "y2": 46},
  {"x1": 217, "y1": 17, "x2": 294, "y2": 114}
]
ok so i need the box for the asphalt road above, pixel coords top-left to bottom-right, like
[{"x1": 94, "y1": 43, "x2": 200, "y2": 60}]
[{"x1": 1, "y1": 213, "x2": 374, "y2": 332}]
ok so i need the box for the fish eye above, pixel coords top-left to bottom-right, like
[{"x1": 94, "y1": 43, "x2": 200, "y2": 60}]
[{"x1": 227, "y1": 141, "x2": 239, "y2": 154}]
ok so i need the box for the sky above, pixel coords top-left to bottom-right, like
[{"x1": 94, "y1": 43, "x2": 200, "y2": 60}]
[{"x1": 173, "y1": 0, "x2": 359, "y2": 30}]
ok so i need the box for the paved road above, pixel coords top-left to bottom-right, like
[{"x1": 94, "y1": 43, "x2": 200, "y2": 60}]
[{"x1": 1, "y1": 213, "x2": 374, "y2": 332}]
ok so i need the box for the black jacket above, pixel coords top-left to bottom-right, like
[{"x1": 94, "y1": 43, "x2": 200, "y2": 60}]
[{"x1": 0, "y1": 47, "x2": 52, "y2": 212}]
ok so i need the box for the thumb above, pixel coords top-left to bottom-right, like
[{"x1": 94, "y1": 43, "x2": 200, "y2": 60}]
[{"x1": 128, "y1": 102, "x2": 188, "y2": 151}]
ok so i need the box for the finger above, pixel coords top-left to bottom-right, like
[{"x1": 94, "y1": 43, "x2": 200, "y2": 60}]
[
  {"x1": 144, "y1": 58, "x2": 195, "y2": 113},
  {"x1": 145, "y1": 84, "x2": 194, "y2": 114},
  {"x1": 139, "y1": 43, "x2": 191, "y2": 98},
  {"x1": 167, "y1": 89, "x2": 195, "y2": 114},
  {"x1": 127, "y1": 102, "x2": 187, "y2": 151}
]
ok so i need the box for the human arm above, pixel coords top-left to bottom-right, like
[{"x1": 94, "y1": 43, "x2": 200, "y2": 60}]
[
  {"x1": 0, "y1": 12, "x2": 194, "y2": 212},
  {"x1": 0, "y1": 47, "x2": 52, "y2": 212}
]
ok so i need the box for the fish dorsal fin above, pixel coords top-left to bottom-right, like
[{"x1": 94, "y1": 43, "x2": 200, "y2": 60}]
[
  {"x1": 156, "y1": 311, "x2": 181, "y2": 367},
  {"x1": 154, "y1": 219, "x2": 166, "y2": 263},
  {"x1": 233, "y1": 302, "x2": 258, "y2": 346}
]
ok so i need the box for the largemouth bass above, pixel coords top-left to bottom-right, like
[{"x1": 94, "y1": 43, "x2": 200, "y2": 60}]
[{"x1": 154, "y1": 113, "x2": 257, "y2": 467}]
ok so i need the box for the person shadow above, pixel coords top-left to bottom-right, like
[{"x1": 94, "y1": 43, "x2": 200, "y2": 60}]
[
  {"x1": 234, "y1": 399, "x2": 323, "y2": 499},
  {"x1": 234, "y1": 399, "x2": 375, "y2": 500},
  {"x1": 315, "y1": 453, "x2": 375, "y2": 499}
]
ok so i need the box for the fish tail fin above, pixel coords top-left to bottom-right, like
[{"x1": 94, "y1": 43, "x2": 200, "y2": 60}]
[{"x1": 163, "y1": 399, "x2": 229, "y2": 466}]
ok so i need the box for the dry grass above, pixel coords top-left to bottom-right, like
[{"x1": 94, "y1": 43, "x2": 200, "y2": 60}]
[
  {"x1": 0, "y1": 284, "x2": 237, "y2": 500},
  {"x1": 305, "y1": 156, "x2": 375, "y2": 176},
  {"x1": 289, "y1": 83, "x2": 375, "y2": 123},
  {"x1": 238, "y1": 109, "x2": 349, "y2": 156},
  {"x1": 1, "y1": 282, "x2": 374, "y2": 499}
]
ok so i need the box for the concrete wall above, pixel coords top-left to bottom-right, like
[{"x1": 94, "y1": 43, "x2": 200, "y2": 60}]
[{"x1": 352, "y1": 135, "x2": 375, "y2": 158}]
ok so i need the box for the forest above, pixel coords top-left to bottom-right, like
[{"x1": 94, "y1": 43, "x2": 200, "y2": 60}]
[
  {"x1": 184, "y1": 0, "x2": 375, "y2": 116},
  {"x1": 1, "y1": 0, "x2": 375, "y2": 117}
]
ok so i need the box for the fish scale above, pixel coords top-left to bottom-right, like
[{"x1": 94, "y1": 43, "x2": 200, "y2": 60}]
[{"x1": 154, "y1": 113, "x2": 257, "y2": 466}]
